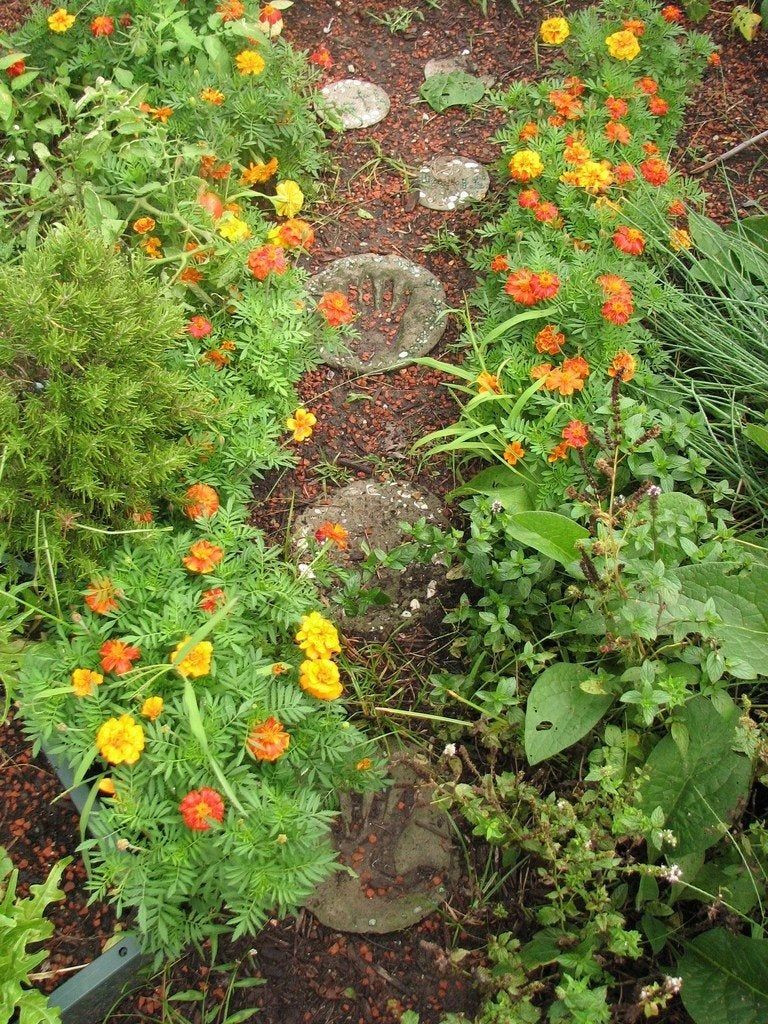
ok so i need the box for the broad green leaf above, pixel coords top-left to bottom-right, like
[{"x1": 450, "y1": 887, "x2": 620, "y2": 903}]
[
  {"x1": 679, "y1": 929, "x2": 768, "y2": 1024},
  {"x1": 29, "y1": 168, "x2": 55, "y2": 201},
  {"x1": 744, "y1": 423, "x2": 768, "y2": 456},
  {"x1": 678, "y1": 564, "x2": 768, "y2": 676},
  {"x1": 505, "y1": 511, "x2": 589, "y2": 567},
  {"x1": 732, "y1": 4, "x2": 762, "y2": 40},
  {"x1": 0, "y1": 52, "x2": 27, "y2": 70},
  {"x1": 420, "y1": 71, "x2": 486, "y2": 113},
  {"x1": 739, "y1": 215, "x2": 768, "y2": 253},
  {"x1": 0, "y1": 82, "x2": 13, "y2": 125},
  {"x1": 448, "y1": 465, "x2": 534, "y2": 513},
  {"x1": 684, "y1": 0, "x2": 710, "y2": 20},
  {"x1": 638, "y1": 697, "x2": 751, "y2": 856},
  {"x1": 525, "y1": 663, "x2": 614, "y2": 765}
]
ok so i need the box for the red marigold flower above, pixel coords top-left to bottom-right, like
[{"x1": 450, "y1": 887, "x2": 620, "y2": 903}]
[
  {"x1": 518, "y1": 188, "x2": 541, "y2": 209},
  {"x1": 613, "y1": 225, "x2": 646, "y2": 256},
  {"x1": 490, "y1": 254, "x2": 509, "y2": 272},
  {"x1": 605, "y1": 121, "x2": 631, "y2": 145},
  {"x1": 649, "y1": 96, "x2": 670, "y2": 116},
  {"x1": 6, "y1": 58, "x2": 26, "y2": 78},
  {"x1": 562, "y1": 420, "x2": 590, "y2": 449},
  {"x1": 247, "y1": 244, "x2": 288, "y2": 281},
  {"x1": 187, "y1": 315, "x2": 213, "y2": 339},
  {"x1": 259, "y1": 3, "x2": 283, "y2": 25},
  {"x1": 503, "y1": 441, "x2": 526, "y2": 466},
  {"x1": 505, "y1": 268, "x2": 540, "y2": 306},
  {"x1": 640, "y1": 156, "x2": 670, "y2": 186},
  {"x1": 85, "y1": 578, "x2": 120, "y2": 615},
  {"x1": 314, "y1": 521, "x2": 349, "y2": 550},
  {"x1": 180, "y1": 267, "x2": 204, "y2": 285},
  {"x1": 605, "y1": 96, "x2": 629, "y2": 120},
  {"x1": 608, "y1": 349, "x2": 637, "y2": 381},
  {"x1": 100, "y1": 639, "x2": 141, "y2": 676},
  {"x1": 309, "y1": 44, "x2": 333, "y2": 69},
  {"x1": 184, "y1": 483, "x2": 220, "y2": 520},
  {"x1": 534, "y1": 201, "x2": 560, "y2": 223},
  {"x1": 272, "y1": 218, "x2": 315, "y2": 250},
  {"x1": 661, "y1": 5, "x2": 684, "y2": 22},
  {"x1": 246, "y1": 717, "x2": 290, "y2": 761},
  {"x1": 668, "y1": 199, "x2": 686, "y2": 217},
  {"x1": 200, "y1": 587, "x2": 226, "y2": 613},
  {"x1": 535, "y1": 324, "x2": 566, "y2": 355},
  {"x1": 534, "y1": 271, "x2": 561, "y2": 301},
  {"x1": 637, "y1": 76, "x2": 659, "y2": 95},
  {"x1": 183, "y1": 539, "x2": 224, "y2": 574},
  {"x1": 317, "y1": 291, "x2": 355, "y2": 327},
  {"x1": 179, "y1": 788, "x2": 225, "y2": 831},
  {"x1": 91, "y1": 15, "x2": 115, "y2": 36},
  {"x1": 614, "y1": 162, "x2": 636, "y2": 184},
  {"x1": 601, "y1": 296, "x2": 634, "y2": 325}
]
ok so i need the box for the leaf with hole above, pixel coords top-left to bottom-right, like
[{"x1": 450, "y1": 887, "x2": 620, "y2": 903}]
[{"x1": 525, "y1": 663, "x2": 614, "y2": 765}]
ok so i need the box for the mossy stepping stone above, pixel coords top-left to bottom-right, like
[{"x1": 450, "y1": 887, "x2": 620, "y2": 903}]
[
  {"x1": 418, "y1": 154, "x2": 490, "y2": 211},
  {"x1": 292, "y1": 479, "x2": 448, "y2": 638},
  {"x1": 306, "y1": 753, "x2": 458, "y2": 934},
  {"x1": 320, "y1": 79, "x2": 390, "y2": 130},
  {"x1": 308, "y1": 254, "x2": 447, "y2": 372}
]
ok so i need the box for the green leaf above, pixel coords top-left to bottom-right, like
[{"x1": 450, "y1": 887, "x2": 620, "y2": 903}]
[
  {"x1": 744, "y1": 423, "x2": 768, "y2": 456},
  {"x1": 29, "y1": 168, "x2": 55, "y2": 201},
  {"x1": 448, "y1": 466, "x2": 534, "y2": 513},
  {"x1": 638, "y1": 697, "x2": 751, "y2": 856},
  {"x1": 678, "y1": 564, "x2": 768, "y2": 676},
  {"x1": 685, "y1": 0, "x2": 710, "y2": 20},
  {"x1": 732, "y1": 4, "x2": 762, "y2": 41},
  {"x1": 525, "y1": 663, "x2": 614, "y2": 765},
  {"x1": 679, "y1": 929, "x2": 768, "y2": 1024},
  {"x1": 0, "y1": 52, "x2": 28, "y2": 70},
  {"x1": 504, "y1": 511, "x2": 589, "y2": 567},
  {"x1": 0, "y1": 82, "x2": 13, "y2": 125},
  {"x1": 420, "y1": 71, "x2": 486, "y2": 113}
]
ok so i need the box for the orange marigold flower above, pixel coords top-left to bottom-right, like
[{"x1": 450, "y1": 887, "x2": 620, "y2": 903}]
[
  {"x1": 562, "y1": 355, "x2": 589, "y2": 380},
  {"x1": 184, "y1": 483, "x2": 220, "y2": 520},
  {"x1": 548, "y1": 89, "x2": 583, "y2": 120},
  {"x1": 200, "y1": 87, "x2": 225, "y2": 105},
  {"x1": 309, "y1": 44, "x2": 334, "y2": 69},
  {"x1": 531, "y1": 362, "x2": 553, "y2": 381},
  {"x1": 246, "y1": 717, "x2": 290, "y2": 761},
  {"x1": 183, "y1": 539, "x2": 224, "y2": 574},
  {"x1": 601, "y1": 295, "x2": 634, "y2": 325},
  {"x1": 605, "y1": 121, "x2": 631, "y2": 144},
  {"x1": 643, "y1": 142, "x2": 660, "y2": 156},
  {"x1": 613, "y1": 225, "x2": 646, "y2": 256},
  {"x1": 204, "y1": 348, "x2": 230, "y2": 370},
  {"x1": 151, "y1": 106, "x2": 173, "y2": 123},
  {"x1": 317, "y1": 291, "x2": 355, "y2": 327},
  {"x1": 535, "y1": 324, "x2": 566, "y2": 355},
  {"x1": 180, "y1": 267, "x2": 204, "y2": 285},
  {"x1": 661, "y1": 5, "x2": 684, "y2": 22},
  {"x1": 534, "y1": 271, "x2": 561, "y2": 300},
  {"x1": 179, "y1": 788, "x2": 225, "y2": 831},
  {"x1": 187, "y1": 315, "x2": 213, "y2": 339},
  {"x1": 490, "y1": 254, "x2": 509, "y2": 272},
  {"x1": 563, "y1": 76, "x2": 585, "y2": 97},
  {"x1": 534, "y1": 201, "x2": 560, "y2": 223},
  {"x1": 505, "y1": 268, "x2": 540, "y2": 305},
  {"x1": 561, "y1": 159, "x2": 614, "y2": 194},
  {"x1": 548, "y1": 441, "x2": 570, "y2": 462},
  {"x1": 605, "y1": 96, "x2": 629, "y2": 119},
  {"x1": 564, "y1": 139, "x2": 591, "y2": 165},
  {"x1": 100, "y1": 639, "x2": 141, "y2": 676},
  {"x1": 503, "y1": 441, "x2": 525, "y2": 466},
  {"x1": 269, "y1": 218, "x2": 315, "y2": 250},
  {"x1": 130, "y1": 508, "x2": 153, "y2": 524},
  {"x1": 216, "y1": 0, "x2": 245, "y2": 19},
  {"x1": 91, "y1": 15, "x2": 115, "y2": 36},
  {"x1": 314, "y1": 521, "x2": 350, "y2": 550},
  {"x1": 141, "y1": 236, "x2": 163, "y2": 259},
  {"x1": 85, "y1": 578, "x2": 120, "y2": 615},
  {"x1": 545, "y1": 365, "x2": 585, "y2": 396},
  {"x1": 637, "y1": 76, "x2": 659, "y2": 95},
  {"x1": 598, "y1": 273, "x2": 632, "y2": 297},
  {"x1": 477, "y1": 370, "x2": 502, "y2": 394},
  {"x1": 668, "y1": 199, "x2": 686, "y2": 217},
  {"x1": 670, "y1": 228, "x2": 692, "y2": 251},
  {"x1": 356, "y1": 757, "x2": 373, "y2": 771},
  {"x1": 141, "y1": 696, "x2": 164, "y2": 721},
  {"x1": 548, "y1": 114, "x2": 566, "y2": 129},
  {"x1": 649, "y1": 96, "x2": 670, "y2": 116},
  {"x1": 247, "y1": 244, "x2": 288, "y2": 281},
  {"x1": 72, "y1": 668, "x2": 104, "y2": 698},
  {"x1": 608, "y1": 349, "x2": 637, "y2": 381},
  {"x1": 640, "y1": 156, "x2": 670, "y2": 186},
  {"x1": 614, "y1": 162, "x2": 636, "y2": 184},
  {"x1": 286, "y1": 407, "x2": 317, "y2": 443},
  {"x1": 241, "y1": 157, "x2": 279, "y2": 185},
  {"x1": 200, "y1": 587, "x2": 226, "y2": 613},
  {"x1": 623, "y1": 18, "x2": 645, "y2": 35},
  {"x1": 562, "y1": 419, "x2": 590, "y2": 449},
  {"x1": 132, "y1": 216, "x2": 155, "y2": 234},
  {"x1": 519, "y1": 121, "x2": 539, "y2": 141},
  {"x1": 708, "y1": 52, "x2": 721, "y2": 67},
  {"x1": 518, "y1": 188, "x2": 541, "y2": 209}
]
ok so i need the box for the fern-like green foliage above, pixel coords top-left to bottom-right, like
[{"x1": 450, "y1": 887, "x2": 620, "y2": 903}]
[{"x1": 0, "y1": 216, "x2": 212, "y2": 581}]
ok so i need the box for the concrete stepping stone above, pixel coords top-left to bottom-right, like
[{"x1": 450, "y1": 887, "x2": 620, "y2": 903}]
[
  {"x1": 308, "y1": 254, "x2": 447, "y2": 372},
  {"x1": 418, "y1": 154, "x2": 490, "y2": 211},
  {"x1": 306, "y1": 753, "x2": 458, "y2": 934},
  {"x1": 292, "y1": 479, "x2": 449, "y2": 639},
  {"x1": 320, "y1": 79, "x2": 390, "y2": 130}
]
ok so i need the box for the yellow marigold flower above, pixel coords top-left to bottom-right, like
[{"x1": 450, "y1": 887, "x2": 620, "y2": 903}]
[
  {"x1": 141, "y1": 696, "x2": 164, "y2": 720},
  {"x1": 540, "y1": 17, "x2": 570, "y2": 44},
  {"x1": 170, "y1": 638, "x2": 213, "y2": 678},
  {"x1": 200, "y1": 87, "x2": 225, "y2": 105},
  {"x1": 98, "y1": 778, "x2": 116, "y2": 795},
  {"x1": 670, "y1": 228, "x2": 692, "y2": 251},
  {"x1": 508, "y1": 149, "x2": 544, "y2": 183},
  {"x1": 96, "y1": 714, "x2": 145, "y2": 766},
  {"x1": 561, "y1": 159, "x2": 614, "y2": 194},
  {"x1": 356, "y1": 758, "x2": 373, "y2": 771},
  {"x1": 132, "y1": 216, "x2": 156, "y2": 235},
  {"x1": 217, "y1": 213, "x2": 252, "y2": 243},
  {"x1": 273, "y1": 180, "x2": 304, "y2": 218},
  {"x1": 605, "y1": 30, "x2": 641, "y2": 61},
  {"x1": 72, "y1": 668, "x2": 104, "y2": 698},
  {"x1": 295, "y1": 611, "x2": 341, "y2": 661},
  {"x1": 235, "y1": 49, "x2": 266, "y2": 76},
  {"x1": 564, "y1": 140, "x2": 591, "y2": 165},
  {"x1": 477, "y1": 370, "x2": 502, "y2": 394},
  {"x1": 48, "y1": 7, "x2": 76, "y2": 32},
  {"x1": 241, "y1": 157, "x2": 279, "y2": 185},
  {"x1": 141, "y1": 235, "x2": 163, "y2": 259},
  {"x1": 286, "y1": 407, "x2": 316, "y2": 442},
  {"x1": 299, "y1": 659, "x2": 343, "y2": 701}
]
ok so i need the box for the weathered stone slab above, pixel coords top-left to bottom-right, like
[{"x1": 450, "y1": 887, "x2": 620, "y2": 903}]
[
  {"x1": 418, "y1": 154, "x2": 490, "y2": 211},
  {"x1": 320, "y1": 79, "x2": 390, "y2": 130}
]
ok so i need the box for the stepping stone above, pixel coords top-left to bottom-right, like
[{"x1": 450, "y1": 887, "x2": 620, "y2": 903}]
[
  {"x1": 320, "y1": 79, "x2": 390, "y2": 130},
  {"x1": 308, "y1": 254, "x2": 447, "y2": 373},
  {"x1": 306, "y1": 753, "x2": 458, "y2": 934},
  {"x1": 292, "y1": 479, "x2": 449, "y2": 639},
  {"x1": 424, "y1": 55, "x2": 473, "y2": 80},
  {"x1": 418, "y1": 154, "x2": 490, "y2": 211}
]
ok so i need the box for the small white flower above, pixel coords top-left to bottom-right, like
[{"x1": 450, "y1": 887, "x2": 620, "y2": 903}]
[
  {"x1": 664, "y1": 863, "x2": 683, "y2": 884},
  {"x1": 443, "y1": 743, "x2": 457, "y2": 758},
  {"x1": 297, "y1": 563, "x2": 316, "y2": 580},
  {"x1": 664, "y1": 976, "x2": 682, "y2": 995}
]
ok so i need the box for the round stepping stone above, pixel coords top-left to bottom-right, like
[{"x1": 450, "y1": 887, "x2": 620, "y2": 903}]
[
  {"x1": 418, "y1": 154, "x2": 490, "y2": 211},
  {"x1": 306, "y1": 753, "x2": 458, "y2": 934},
  {"x1": 292, "y1": 479, "x2": 449, "y2": 638},
  {"x1": 320, "y1": 79, "x2": 390, "y2": 130},
  {"x1": 308, "y1": 254, "x2": 447, "y2": 372}
]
